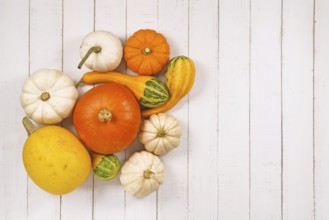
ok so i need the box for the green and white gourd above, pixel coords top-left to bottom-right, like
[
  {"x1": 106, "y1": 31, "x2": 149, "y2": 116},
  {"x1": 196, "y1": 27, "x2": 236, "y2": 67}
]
[
  {"x1": 92, "y1": 153, "x2": 121, "y2": 181},
  {"x1": 139, "y1": 78, "x2": 169, "y2": 108}
]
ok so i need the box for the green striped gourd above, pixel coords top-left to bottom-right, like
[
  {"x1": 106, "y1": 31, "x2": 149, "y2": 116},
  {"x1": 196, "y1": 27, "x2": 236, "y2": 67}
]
[
  {"x1": 92, "y1": 153, "x2": 121, "y2": 181},
  {"x1": 81, "y1": 71, "x2": 169, "y2": 108},
  {"x1": 142, "y1": 56, "x2": 195, "y2": 117}
]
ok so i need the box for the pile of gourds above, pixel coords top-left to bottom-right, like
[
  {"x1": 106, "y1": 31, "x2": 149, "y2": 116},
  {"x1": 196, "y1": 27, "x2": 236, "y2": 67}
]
[{"x1": 20, "y1": 29, "x2": 195, "y2": 197}]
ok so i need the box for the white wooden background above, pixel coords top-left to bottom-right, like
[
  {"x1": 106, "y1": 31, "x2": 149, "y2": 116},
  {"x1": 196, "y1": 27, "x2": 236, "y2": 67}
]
[{"x1": 1, "y1": 0, "x2": 328, "y2": 219}]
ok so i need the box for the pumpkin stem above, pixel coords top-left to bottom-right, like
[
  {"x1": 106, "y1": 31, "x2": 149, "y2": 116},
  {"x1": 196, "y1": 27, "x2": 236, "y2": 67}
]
[
  {"x1": 22, "y1": 117, "x2": 37, "y2": 136},
  {"x1": 157, "y1": 130, "x2": 167, "y2": 137},
  {"x1": 143, "y1": 47, "x2": 152, "y2": 55},
  {"x1": 143, "y1": 170, "x2": 155, "y2": 179},
  {"x1": 40, "y1": 92, "x2": 51, "y2": 101},
  {"x1": 98, "y1": 109, "x2": 112, "y2": 122},
  {"x1": 78, "y1": 46, "x2": 102, "y2": 69}
]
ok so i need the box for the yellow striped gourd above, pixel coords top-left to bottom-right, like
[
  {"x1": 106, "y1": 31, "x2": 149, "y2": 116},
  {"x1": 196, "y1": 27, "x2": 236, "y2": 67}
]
[{"x1": 142, "y1": 56, "x2": 195, "y2": 117}]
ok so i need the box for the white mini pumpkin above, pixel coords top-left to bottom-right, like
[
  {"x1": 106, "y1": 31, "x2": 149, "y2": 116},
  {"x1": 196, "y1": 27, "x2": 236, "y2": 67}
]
[
  {"x1": 20, "y1": 69, "x2": 78, "y2": 124},
  {"x1": 139, "y1": 113, "x2": 182, "y2": 155},
  {"x1": 120, "y1": 151, "x2": 164, "y2": 197},
  {"x1": 79, "y1": 30, "x2": 123, "y2": 72}
]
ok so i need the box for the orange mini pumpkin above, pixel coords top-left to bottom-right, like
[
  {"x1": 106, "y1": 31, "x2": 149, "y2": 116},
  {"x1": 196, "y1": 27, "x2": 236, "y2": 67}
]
[
  {"x1": 73, "y1": 83, "x2": 141, "y2": 154},
  {"x1": 124, "y1": 29, "x2": 170, "y2": 75}
]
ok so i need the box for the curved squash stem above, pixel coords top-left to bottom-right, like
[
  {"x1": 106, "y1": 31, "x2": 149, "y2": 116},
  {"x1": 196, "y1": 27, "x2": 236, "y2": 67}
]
[
  {"x1": 78, "y1": 46, "x2": 102, "y2": 69},
  {"x1": 75, "y1": 78, "x2": 84, "y2": 88},
  {"x1": 22, "y1": 117, "x2": 37, "y2": 136}
]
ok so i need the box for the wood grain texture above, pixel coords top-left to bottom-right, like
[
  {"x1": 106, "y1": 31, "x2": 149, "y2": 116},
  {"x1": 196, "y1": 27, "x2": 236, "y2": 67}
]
[
  {"x1": 0, "y1": 0, "x2": 29, "y2": 219},
  {"x1": 314, "y1": 0, "x2": 329, "y2": 219},
  {"x1": 218, "y1": 0, "x2": 250, "y2": 219},
  {"x1": 249, "y1": 0, "x2": 282, "y2": 219},
  {"x1": 188, "y1": 0, "x2": 218, "y2": 219},
  {"x1": 157, "y1": 0, "x2": 189, "y2": 219},
  {"x1": 282, "y1": 0, "x2": 315, "y2": 219}
]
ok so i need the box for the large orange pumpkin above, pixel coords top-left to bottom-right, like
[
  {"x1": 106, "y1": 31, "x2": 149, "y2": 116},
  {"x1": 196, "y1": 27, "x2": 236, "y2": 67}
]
[
  {"x1": 73, "y1": 83, "x2": 141, "y2": 154},
  {"x1": 124, "y1": 29, "x2": 170, "y2": 76}
]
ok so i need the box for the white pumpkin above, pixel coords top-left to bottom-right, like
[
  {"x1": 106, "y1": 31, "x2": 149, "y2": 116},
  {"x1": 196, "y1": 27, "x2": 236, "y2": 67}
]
[
  {"x1": 139, "y1": 113, "x2": 182, "y2": 155},
  {"x1": 20, "y1": 69, "x2": 78, "y2": 124},
  {"x1": 79, "y1": 30, "x2": 123, "y2": 72},
  {"x1": 120, "y1": 151, "x2": 164, "y2": 197}
]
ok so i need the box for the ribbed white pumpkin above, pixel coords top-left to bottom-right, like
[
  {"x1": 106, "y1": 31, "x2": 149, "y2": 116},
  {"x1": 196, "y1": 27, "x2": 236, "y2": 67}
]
[
  {"x1": 79, "y1": 30, "x2": 123, "y2": 72},
  {"x1": 120, "y1": 151, "x2": 164, "y2": 197},
  {"x1": 20, "y1": 69, "x2": 78, "y2": 124},
  {"x1": 139, "y1": 113, "x2": 182, "y2": 155}
]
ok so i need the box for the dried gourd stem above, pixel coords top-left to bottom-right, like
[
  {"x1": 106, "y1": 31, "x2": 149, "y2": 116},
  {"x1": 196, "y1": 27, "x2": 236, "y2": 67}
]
[
  {"x1": 98, "y1": 109, "x2": 112, "y2": 122},
  {"x1": 75, "y1": 79, "x2": 84, "y2": 88},
  {"x1": 157, "y1": 130, "x2": 167, "y2": 137},
  {"x1": 143, "y1": 170, "x2": 155, "y2": 179},
  {"x1": 40, "y1": 92, "x2": 51, "y2": 101},
  {"x1": 143, "y1": 47, "x2": 152, "y2": 55},
  {"x1": 22, "y1": 117, "x2": 37, "y2": 136},
  {"x1": 78, "y1": 46, "x2": 102, "y2": 69}
]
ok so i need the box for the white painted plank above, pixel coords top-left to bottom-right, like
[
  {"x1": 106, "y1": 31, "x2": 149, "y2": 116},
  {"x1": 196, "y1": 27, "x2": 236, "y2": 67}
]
[
  {"x1": 28, "y1": 0, "x2": 63, "y2": 219},
  {"x1": 94, "y1": 0, "x2": 126, "y2": 37},
  {"x1": 0, "y1": 0, "x2": 29, "y2": 219},
  {"x1": 249, "y1": 0, "x2": 282, "y2": 219},
  {"x1": 314, "y1": 0, "x2": 329, "y2": 219},
  {"x1": 60, "y1": 0, "x2": 94, "y2": 219},
  {"x1": 157, "y1": 0, "x2": 189, "y2": 219},
  {"x1": 188, "y1": 0, "x2": 218, "y2": 219},
  {"x1": 125, "y1": 0, "x2": 158, "y2": 220},
  {"x1": 30, "y1": 0, "x2": 63, "y2": 70},
  {"x1": 218, "y1": 0, "x2": 250, "y2": 219},
  {"x1": 126, "y1": 0, "x2": 158, "y2": 35},
  {"x1": 282, "y1": 0, "x2": 314, "y2": 219},
  {"x1": 93, "y1": 0, "x2": 126, "y2": 219}
]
